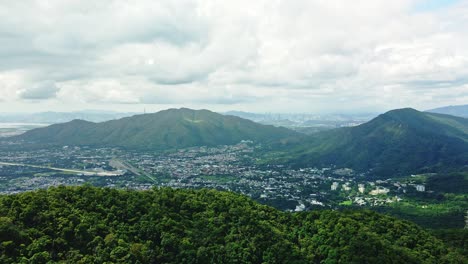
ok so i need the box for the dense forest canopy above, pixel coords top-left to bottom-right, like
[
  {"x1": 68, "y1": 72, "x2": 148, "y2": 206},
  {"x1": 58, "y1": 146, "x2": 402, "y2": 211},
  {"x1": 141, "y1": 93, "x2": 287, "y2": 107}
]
[{"x1": 0, "y1": 186, "x2": 464, "y2": 263}]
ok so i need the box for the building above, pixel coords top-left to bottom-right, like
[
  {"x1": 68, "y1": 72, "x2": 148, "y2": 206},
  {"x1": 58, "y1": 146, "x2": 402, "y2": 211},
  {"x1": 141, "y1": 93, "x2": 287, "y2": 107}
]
[
  {"x1": 415, "y1": 185, "x2": 425, "y2": 192},
  {"x1": 331, "y1": 182, "x2": 339, "y2": 191},
  {"x1": 358, "y1": 184, "x2": 365, "y2": 193},
  {"x1": 370, "y1": 187, "x2": 390, "y2": 195}
]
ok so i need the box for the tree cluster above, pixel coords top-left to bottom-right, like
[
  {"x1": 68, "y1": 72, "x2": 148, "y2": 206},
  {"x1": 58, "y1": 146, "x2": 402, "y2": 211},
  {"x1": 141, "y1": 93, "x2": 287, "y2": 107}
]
[{"x1": 0, "y1": 186, "x2": 464, "y2": 263}]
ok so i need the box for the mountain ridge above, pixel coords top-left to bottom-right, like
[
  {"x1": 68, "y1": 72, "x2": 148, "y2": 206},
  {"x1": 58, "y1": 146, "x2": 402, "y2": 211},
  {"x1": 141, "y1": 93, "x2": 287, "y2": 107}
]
[
  {"x1": 13, "y1": 108, "x2": 300, "y2": 150},
  {"x1": 0, "y1": 110, "x2": 135, "y2": 123},
  {"x1": 265, "y1": 108, "x2": 468, "y2": 177},
  {"x1": 426, "y1": 104, "x2": 468, "y2": 118}
]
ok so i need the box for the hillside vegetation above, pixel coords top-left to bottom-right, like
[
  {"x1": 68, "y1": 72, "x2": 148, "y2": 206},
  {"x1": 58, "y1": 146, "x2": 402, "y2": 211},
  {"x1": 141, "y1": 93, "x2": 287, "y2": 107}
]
[
  {"x1": 265, "y1": 108, "x2": 468, "y2": 177},
  {"x1": 15, "y1": 108, "x2": 298, "y2": 150},
  {"x1": 0, "y1": 186, "x2": 464, "y2": 263}
]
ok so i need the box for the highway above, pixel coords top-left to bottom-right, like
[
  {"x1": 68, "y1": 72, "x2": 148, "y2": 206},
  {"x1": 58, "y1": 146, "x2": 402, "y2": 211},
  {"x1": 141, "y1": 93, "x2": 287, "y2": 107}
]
[
  {"x1": 0, "y1": 161, "x2": 124, "y2": 176},
  {"x1": 109, "y1": 159, "x2": 157, "y2": 182}
]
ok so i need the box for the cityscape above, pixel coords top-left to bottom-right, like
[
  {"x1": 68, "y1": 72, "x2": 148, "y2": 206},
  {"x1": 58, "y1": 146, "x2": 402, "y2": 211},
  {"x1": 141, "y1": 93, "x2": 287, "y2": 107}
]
[{"x1": 0, "y1": 140, "x2": 431, "y2": 212}]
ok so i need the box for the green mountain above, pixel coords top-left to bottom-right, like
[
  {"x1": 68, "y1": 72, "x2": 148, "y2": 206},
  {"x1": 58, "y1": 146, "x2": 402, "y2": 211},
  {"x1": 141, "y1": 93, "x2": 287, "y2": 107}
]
[
  {"x1": 427, "y1": 104, "x2": 468, "y2": 118},
  {"x1": 266, "y1": 108, "x2": 468, "y2": 177},
  {"x1": 0, "y1": 186, "x2": 464, "y2": 263},
  {"x1": 14, "y1": 108, "x2": 298, "y2": 150}
]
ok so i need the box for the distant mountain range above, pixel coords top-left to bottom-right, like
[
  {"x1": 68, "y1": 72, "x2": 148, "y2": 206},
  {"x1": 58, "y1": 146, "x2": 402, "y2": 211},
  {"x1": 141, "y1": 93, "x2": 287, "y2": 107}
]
[
  {"x1": 266, "y1": 108, "x2": 468, "y2": 177},
  {"x1": 224, "y1": 111, "x2": 376, "y2": 130},
  {"x1": 426, "y1": 104, "x2": 468, "y2": 118},
  {"x1": 15, "y1": 108, "x2": 299, "y2": 150},
  {"x1": 0, "y1": 111, "x2": 136, "y2": 124}
]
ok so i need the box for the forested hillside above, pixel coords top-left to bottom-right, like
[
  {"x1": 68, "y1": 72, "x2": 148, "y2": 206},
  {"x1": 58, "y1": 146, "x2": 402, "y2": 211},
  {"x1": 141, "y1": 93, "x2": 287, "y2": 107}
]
[
  {"x1": 0, "y1": 186, "x2": 464, "y2": 263},
  {"x1": 265, "y1": 108, "x2": 468, "y2": 177},
  {"x1": 14, "y1": 108, "x2": 298, "y2": 150}
]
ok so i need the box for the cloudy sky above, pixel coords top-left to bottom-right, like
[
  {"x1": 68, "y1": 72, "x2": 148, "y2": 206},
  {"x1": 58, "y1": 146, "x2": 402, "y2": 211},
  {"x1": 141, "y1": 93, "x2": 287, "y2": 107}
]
[{"x1": 0, "y1": 0, "x2": 467, "y2": 114}]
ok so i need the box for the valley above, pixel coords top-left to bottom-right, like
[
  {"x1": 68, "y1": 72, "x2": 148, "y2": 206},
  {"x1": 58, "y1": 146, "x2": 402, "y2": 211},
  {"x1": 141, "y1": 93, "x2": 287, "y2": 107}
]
[
  {"x1": 2, "y1": 0, "x2": 467, "y2": 261},
  {"x1": 1, "y1": 139, "x2": 465, "y2": 230},
  {"x1": 0, "y1": 107, "x2": 466, "y2": 261}
]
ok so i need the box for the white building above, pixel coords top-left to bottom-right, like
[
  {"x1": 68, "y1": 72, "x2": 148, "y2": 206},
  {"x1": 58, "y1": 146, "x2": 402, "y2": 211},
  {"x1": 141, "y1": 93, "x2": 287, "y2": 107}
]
[
  {"x1": 295, "y1": 202, "x2": 306, "y2": 212},
  {"x1": 415, "y1": 185, "x2": 425, "y2": 192},
  {"x1": 370, "y1": 187, "x2": 390, "y2": 195},
  {"x1": 342, "y1": 182, "x2": 351, "y2": 191},
  {"x1": 358, "y1": 184, "x2": 365, "y2": 194},
  {"x1": 331, "y1": 182, "x2": 339, "y2": 191}
]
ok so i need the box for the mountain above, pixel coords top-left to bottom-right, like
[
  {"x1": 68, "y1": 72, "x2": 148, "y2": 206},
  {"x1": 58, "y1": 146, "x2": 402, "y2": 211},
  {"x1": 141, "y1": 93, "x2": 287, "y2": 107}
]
[
  {"x1": 13, "y1": 108, "x2": 299, "y2": 150},
  {"x1": 0, "y1": 186, "x2": 463, "y2": 263},
  {"x1": 426, "y1": 104, "x2": 468, "y2": 118},
  {"x1": 266, "y1": 108, "x2": 468, "y2": 177},
  {"x1": 0, "y1": 110, "x2": 135, "y2": 124}
]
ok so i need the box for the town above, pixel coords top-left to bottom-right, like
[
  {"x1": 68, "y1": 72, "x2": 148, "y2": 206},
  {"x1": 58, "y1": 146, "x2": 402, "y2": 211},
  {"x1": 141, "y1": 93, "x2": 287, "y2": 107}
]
[{"x1": 0, "y1": 140, "x2": 430, "y2": 212}]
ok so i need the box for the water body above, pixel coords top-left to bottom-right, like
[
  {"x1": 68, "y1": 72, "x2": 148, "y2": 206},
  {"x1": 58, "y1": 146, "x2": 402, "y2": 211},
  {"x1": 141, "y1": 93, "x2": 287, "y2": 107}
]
[{"x1": 0, "y1": 123, "x2": 48, "y2": 137}]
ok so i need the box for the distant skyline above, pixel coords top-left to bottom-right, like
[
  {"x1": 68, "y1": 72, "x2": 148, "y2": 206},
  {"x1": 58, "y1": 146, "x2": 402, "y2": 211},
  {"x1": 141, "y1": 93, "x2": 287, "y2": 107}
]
[{"x1": 1, "y1": 0, "x2": 467, "y2": 114}]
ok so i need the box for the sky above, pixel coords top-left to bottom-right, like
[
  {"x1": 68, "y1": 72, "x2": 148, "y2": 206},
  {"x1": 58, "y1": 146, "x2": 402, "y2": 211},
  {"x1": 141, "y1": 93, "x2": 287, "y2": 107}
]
[{"x1": 0, "y1": 0, "x2": 467, "y2": 114}]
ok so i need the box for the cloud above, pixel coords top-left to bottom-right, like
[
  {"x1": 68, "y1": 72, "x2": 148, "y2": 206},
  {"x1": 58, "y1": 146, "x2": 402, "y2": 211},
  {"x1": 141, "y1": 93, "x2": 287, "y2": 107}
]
[
  {"x1": 18, "y1": 81, "x2": 60, "y2": 100},
  {"x1": 57, "y1": 79, "x2": 140, "y2": 104},
  {"x1": 0, "y1": 0, "x2": 467, "y2": 112},
  {"x1": 0, "y1": 71, "x2": 24, "y2": 100},
  {"x1": 139, "y1": 83, "x2": 260, "y2": 105}
]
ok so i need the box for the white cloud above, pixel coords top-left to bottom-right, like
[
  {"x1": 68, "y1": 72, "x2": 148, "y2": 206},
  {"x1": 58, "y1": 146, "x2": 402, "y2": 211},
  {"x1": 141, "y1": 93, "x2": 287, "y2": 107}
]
[
  {"x1": 0, "y1": 71, "x2": 25, "y2": 100},
  {"x1": 0, "y1": 0, "x2": 467, "y2": 113},
  {"x1": 18, "y1": 80, "x2": 59, "y2": 100},
  {"x1": 57, "y1": 79, "x2": 141, "y2": 104}
]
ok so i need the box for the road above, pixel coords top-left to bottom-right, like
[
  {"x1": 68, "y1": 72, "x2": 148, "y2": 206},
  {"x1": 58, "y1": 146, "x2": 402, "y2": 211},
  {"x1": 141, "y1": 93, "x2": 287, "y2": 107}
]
[
  {"x1": 0, "y1": 161, "x2": 124, "y2": 176},
  {"x1": 109, "y1": 159, "x2": 157, "y2": 182}
]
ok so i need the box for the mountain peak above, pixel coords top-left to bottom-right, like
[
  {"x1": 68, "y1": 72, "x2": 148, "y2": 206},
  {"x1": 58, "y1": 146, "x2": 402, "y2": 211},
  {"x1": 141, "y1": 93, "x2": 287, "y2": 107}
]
[
  {"x1": 273, "y1": 107, "x2": 468, "y2": 177},
  {"x1": 148, "y1": 108, "x2": 216, "y2": 117},
  {"x1": 68, "y1": 119, "x2": 94, "y2": 124},
  {"x1": 370, "y1": 108, "x2": 428, "y2": 128},
  {"x1": 384, "y1": 107, "x2": 419, "y2": 114},
  {"x1": 381, "y1": 108, "x2": 421, "y2": 119}
]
